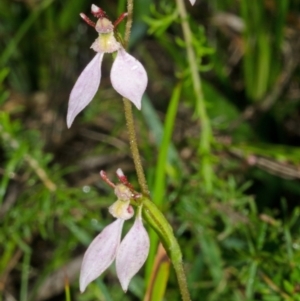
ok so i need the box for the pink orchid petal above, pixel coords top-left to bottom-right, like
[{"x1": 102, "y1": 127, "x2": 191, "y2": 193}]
[
  {"x1": 110, "y1": 49, "x2": 148, "y2": 110},
  {"x1": 79, "y1": 218, "x2": 124, "y2": 292},
  {"x1": 67, "y1": 52, "x2": 104, "y2": 128},
  {"x1": 116, "y1": 215, "x2": 150, "y2": 292}
]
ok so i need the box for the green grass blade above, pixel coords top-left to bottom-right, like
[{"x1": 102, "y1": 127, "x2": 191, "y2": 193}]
[
  {"x1": 20, "y1": 251, "x2": 31, "y2": 301},
  {"x1": 145, "y1": 83, "x2": 182, "y2": 285}
]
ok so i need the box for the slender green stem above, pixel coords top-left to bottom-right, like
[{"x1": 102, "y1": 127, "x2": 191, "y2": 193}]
[
  {"x1": 142, "y1": 197, "x2": 191, "y2": 301},
  {"x1": 123, "y1": 0, "x2": 150, "y2": 197},
  {"x1": 173, "y1": 262, "x2": 191, "y2": 301},
  {"x1": 20, "y1": 251, "x2": 31, "y2": 301},
  {"x1": 124, "y1": 0, "x2": 133, "y2": 48},
  {"x1": 65, "y1": 275, "x2": 71, "y2": 301},
  {"x1": 175, "y1": 0, "x2": 213, "y2": 192},
  {"x1": 123, "y1": 99, "x2": 150, "y2": 196},
  {"x1": 123, "y1": 1, "x2": 191, "y2": 299}
]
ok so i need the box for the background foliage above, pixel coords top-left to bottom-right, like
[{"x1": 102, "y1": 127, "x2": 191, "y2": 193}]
[{"x1": 1, "y1": 0, "x2": 300, "y2": 300}]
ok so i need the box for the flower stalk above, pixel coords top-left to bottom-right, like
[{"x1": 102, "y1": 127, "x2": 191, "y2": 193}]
[
  {"x1": 123, "y1": 1, "x2": 191, "y2": 300},
  {"x1": 123, "y1": 99, "x2": 150, "y2": 196},
  {"x1": 122, "y1": 0, "x2": 150, "y2": 197}
]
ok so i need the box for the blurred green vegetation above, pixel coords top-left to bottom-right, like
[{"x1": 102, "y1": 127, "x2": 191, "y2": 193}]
[{"x1": 1, "y1": 0, "x2": 300, "y2": 300}]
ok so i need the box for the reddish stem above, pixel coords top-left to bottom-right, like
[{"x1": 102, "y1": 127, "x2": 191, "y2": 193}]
[
  {"x1": 114, "y1": 12, "x2": 128, "y2": 28},
  {"x1": 80, "y1": 13, "x2": 96, "y2": 28},
  {"x1": 116, "y1": 168, "x2": 135, "y2": 191},
  {"x1": 100, "y1": 171, "x2": 116, "y2": 188}
]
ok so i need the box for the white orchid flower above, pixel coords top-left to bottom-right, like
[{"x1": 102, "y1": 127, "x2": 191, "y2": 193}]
[
  {"x1": 80, "y1": 180, "x2": 150, "y2": 293},
  {"x1": 67, "y1": 4, "x2": 148, "y2": 128}
]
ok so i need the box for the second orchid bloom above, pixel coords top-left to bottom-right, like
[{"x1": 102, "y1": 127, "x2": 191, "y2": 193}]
[
  {"x1": 67, "y1": 4, "x2": 148, "y2": 128},
  {"x1": 80, "y1": 173, "x2": 150, "y2": 293}
]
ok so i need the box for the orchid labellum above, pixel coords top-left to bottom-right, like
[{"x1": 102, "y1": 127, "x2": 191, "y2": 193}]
[{"x1": 67, "y1": 5, "x2": 148, "y2": 128}]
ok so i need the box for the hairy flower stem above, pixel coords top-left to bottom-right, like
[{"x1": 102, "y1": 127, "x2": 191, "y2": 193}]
[
  {"x1": 123, "y1": 99, "x2": 150, "y2": 196},
  {"x1": 176, "y1": 0, "x2": 213, "y2": 192},
  {"x1": 124, "y1": 0, "x2": 133, "y2": 48},
  {"x1": 123, "y1": 1, "x2": 191, "y2": 300},
  {"x1": 123, "y1": 0, "x2": 149, "y2": 197}
]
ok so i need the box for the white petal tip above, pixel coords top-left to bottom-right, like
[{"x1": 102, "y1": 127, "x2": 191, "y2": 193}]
[
  {"x1": 79, "y1": 282, "x2": 86, "y2": 293},
  {"x1": 116, "y1": 168, "x2": 124, "y2": 177},
  {"x1": 189, "y1": 0, "x2": 196, "y2": 5},
  {"x1": 91, "y1": 4, "x2": 100, "y2": 12},
  {"x1": 79, "y1": 272, "x2": 89, "y2": 293},
  {"x1": 66, "y1": 115, "x2": 73, "y2": 128},
  {"x1": 126, "y1": 98, "x2": 142, "y2": 110},
  {"x1": 134, "y1": 101, "x2": 141, "y2": 110}
]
